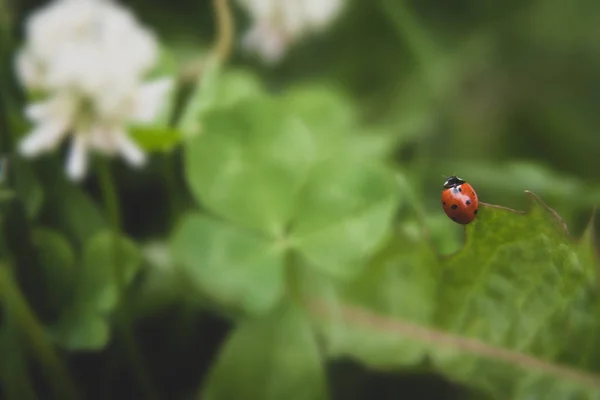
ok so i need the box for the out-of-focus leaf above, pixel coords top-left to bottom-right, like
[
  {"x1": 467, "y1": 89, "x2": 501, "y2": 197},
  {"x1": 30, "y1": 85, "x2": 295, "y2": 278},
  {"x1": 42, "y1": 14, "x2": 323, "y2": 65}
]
[
  {"x1": 30, "y1": 228, "x2": 76, "y2": 317},
  {"x1": 79, "y1": 231, "x2": 142, "y2": 313},
  {"x1": 283, "y1": 85, "x2": 353, "y2": 155},
  {"x1": 345, "y1": 129, "x2": 399, "y2": 160},
  {"x1": 0, "y1": 318, "x2": 36, "y2": 400},
  {"x1": 0, "y1": 189, "x2": 15, "y2": 202},
  {"x1": 171, "y1": 214, "x2": 285, "y2": 315},
  {"x1": 302, "y1": 230, "x2": 437, "y2": 368},
  {"x1": 184, "y1": 98, "x2": 315, "y2": 235},
  {"x1": 0, "y1": 156, "x2": 7, "y2": 182},
  {"x1": 178, "y1": 60, "x2": 264, "y2": 138},
  {"x1": 180, "y1": 88, "x2": 400, "y2": 311},
  {"x1": 129, "y1": 125, "x2": 182, "y2": 152},
  {"x1": 178, "y1": 56, "x2": 221, "y2": 137},
  {"x1": 207, "y1": 69, "x2": 264, "y2": 109},
  {"x1": 11, "y1": 158, "x2": 43, "y2": 220},
  {"x1": 130, "y1": 241, "x2": 199, "y2": 318},
  {"x1": 49, "y1": 309, "x2": 109, "y2": 351},
  {"x1": 284, "y1": 85, "x2": 397, "y2": 161},
  {"x1": 291, "y1": 158, "x2": 399, "y2": 279},
  {"x1": 284, "y1": 85, "x2": 354, "y2": 130},
  {"x1": 39, "y1": 168, "x2": 106, "y2": 245},
  {"x1": 202, "y1": 302, "x2": 328, "y2": 400},
  {"x1": 152, "y1": 46, "x2": 179, "y2": 78},
  {"x1": 309, "y1": 192, "x2": 600, "y2": 399},
  {"x1": 51, "y1": 231, "x2": 142, "y2": 350}
]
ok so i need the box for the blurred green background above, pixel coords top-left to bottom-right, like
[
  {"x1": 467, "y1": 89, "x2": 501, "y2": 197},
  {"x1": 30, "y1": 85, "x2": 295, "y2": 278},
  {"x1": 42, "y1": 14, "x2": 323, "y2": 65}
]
[
  {"x1": 6, "y1": 0, "x2": 600, "y2": 246},
  {"x1": 2, "y1": 0, "x2": 600, "y2": 399},
  {"x1": 122, "y1": 0, "x2": 600, "y2": 247}
]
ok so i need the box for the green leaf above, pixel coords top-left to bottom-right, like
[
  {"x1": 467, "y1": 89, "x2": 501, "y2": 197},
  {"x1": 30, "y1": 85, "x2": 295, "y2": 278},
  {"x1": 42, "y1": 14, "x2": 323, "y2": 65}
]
[
  {"x1": 11, "y1": 158, "x2": 43, "y2": 220},
  {"x1": 170, "y1": 214, "x2": 285, "y2": 315},
  {"x1": 291, "y1": 158, "x2": 399, "y2": 278},
  {"x1": 30, "y1": 228, "x2": 77, "y2": 316},
  {"x1": 178, "y1": 56, "x2": 221, "y2": 137},
  {"x1": 129, "y1": 125, "x2": 182, "y2": 152},
  {"x1": 207, "y1": 69, "x2": 264, "y2": 109},
  {"x1": 283, "y1": 86, "x2": 353, "y2": 156},
  {"x1": 49, "y1": 310, "x2": 109, "y2": 350},
  {"x1": 284, "y1": 85, "x2": 396, "y2": 161},
  {"x1": 0, "y1": 322, "x2": 37, "y2": 400},
  {"x1": 309, "y1": 192, "x2": 600, "y2": 399},
  {"x1": 39, "y1": 168, "x2": 106, "y2": 245},
  {"x1": 79, "y1": 231, "x2": 142, "y2": 313},
  {"x1": 151, "y1": 46, "x2": 179, "y2": 79},
  {"x1": 184, "y1": 98, "x2": 315, "y2": 235},
  {"x1": 550, "y1": 217, "x2": 600, "y2": 373},
  {"x1": 178, "y1": 61, "x2": 264, "y2": 137},
  {"x1": 0, "y1": 188, "x2": 15, "y2": 202},
  {"x1": 130, "y1": 241, "x2": 199, "y2": 318},
  {"x1": 202, "y1": 302, "x2": 328, "y2": 400},
  {"x1": 51, "y1": 231, "x2": 142, "y2": 350},
  {"x1": 299, "y1": 227, "x2": 437, "y2": 368}
]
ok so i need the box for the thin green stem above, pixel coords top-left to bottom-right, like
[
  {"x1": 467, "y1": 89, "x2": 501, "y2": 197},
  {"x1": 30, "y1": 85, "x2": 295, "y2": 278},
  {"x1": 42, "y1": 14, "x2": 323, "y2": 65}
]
[
  {"x1": 0, "y1": 264, "x2": 80, "y2": 400},
  {"x1": 96, "y1": 160, "x2": 159, "y2": 400}
]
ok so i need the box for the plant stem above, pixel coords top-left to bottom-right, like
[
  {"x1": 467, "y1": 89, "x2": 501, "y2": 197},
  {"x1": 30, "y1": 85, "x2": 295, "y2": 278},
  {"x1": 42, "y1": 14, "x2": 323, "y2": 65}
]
[
  {"x1": 96, "y1": 160, "x2": 159, "y2": 400},
  {"x1": 181, "y1": 0, "x2": 234, "y2": 83},
  {"x1": 212, "y1": 0, "x2": 234, "y2": 64},
  {"x1": 0, "y1": 263, "x2": 80, "y2": 400}
]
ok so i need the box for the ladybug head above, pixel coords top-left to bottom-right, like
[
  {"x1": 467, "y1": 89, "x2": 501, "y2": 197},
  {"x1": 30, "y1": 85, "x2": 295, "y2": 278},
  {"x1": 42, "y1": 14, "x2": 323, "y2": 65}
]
[{"x1": 443, "y1": 176, "x2": 465, "y2": 189}]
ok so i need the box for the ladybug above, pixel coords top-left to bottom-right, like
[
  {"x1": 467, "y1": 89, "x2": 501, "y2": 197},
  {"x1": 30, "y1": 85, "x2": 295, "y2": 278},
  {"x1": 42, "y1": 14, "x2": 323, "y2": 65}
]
[{"x1": 441, "y1": 176, "x2": 479, "y2": 224}]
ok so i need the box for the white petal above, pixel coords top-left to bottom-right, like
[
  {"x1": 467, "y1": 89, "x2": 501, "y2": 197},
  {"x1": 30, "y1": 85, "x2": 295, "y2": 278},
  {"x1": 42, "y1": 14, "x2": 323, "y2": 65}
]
[
  {"x1": 115, "y1": 131, "x2": 146, "y2": 167},
  {"x1": 66, "y1": 134, "x2": 89, "y2": 181},
  {"x1": 18, "y1": 119, "x2": 68, "y2": 156},
  {"x1": 304, "y1": 0, "x2": 343, "y2": 29},
  {"x1": 237, "y1": 0, "x2": 276, "y2": 19},
  {"x1": 22, "y1": 0, "x2": 161, "y2": 98},
  {"x1": 14, "y1": 51, "x2": 42, "y2": 89},
  {"x1": 25, "y1": 102, "x2": 50, "y2": 122},
  {"x1": 129, "y1": 78, "x2": 173, "y2": 123},
  {"x1": 241, "y1": 25, "x2": 288, "y2": 64},
  {"x1": 89, "y1": 126, "x2": 118, "y2": 155}
]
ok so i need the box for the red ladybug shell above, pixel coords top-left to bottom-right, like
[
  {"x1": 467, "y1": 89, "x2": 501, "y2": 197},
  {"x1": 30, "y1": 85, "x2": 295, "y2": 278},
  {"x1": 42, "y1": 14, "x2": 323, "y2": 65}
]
[{"x1": 441, "y1": 176, "x2": 479, "y2": 225}]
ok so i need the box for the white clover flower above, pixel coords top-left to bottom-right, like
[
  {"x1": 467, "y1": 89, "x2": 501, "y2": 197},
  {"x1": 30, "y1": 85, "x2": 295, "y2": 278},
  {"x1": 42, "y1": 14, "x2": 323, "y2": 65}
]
[
  {"x1": 15, "y1": 0, "x2": 173, "y2": 181},
  {"x1": 237, "y1": 0, "x2": 344, "y2": 64}
]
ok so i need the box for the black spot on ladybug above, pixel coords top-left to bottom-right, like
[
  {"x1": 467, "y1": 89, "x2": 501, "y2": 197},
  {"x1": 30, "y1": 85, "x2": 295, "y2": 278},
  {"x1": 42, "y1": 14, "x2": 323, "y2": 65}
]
[
  {"x1": 466, "y1": 200, "x2": 471, "y2": 205},
  {"x1": 451, "y1": 204, "x2": 458, "y2": 210},
  {"x1": 474, "y1": 209, "x2": 478, "y2": 214},
  {"x1": 458, "y1": 187, "x2": 462, "y2": 192},
  {"x1": 443, "y1": 201, "x2": 446, "y2": 205}
]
